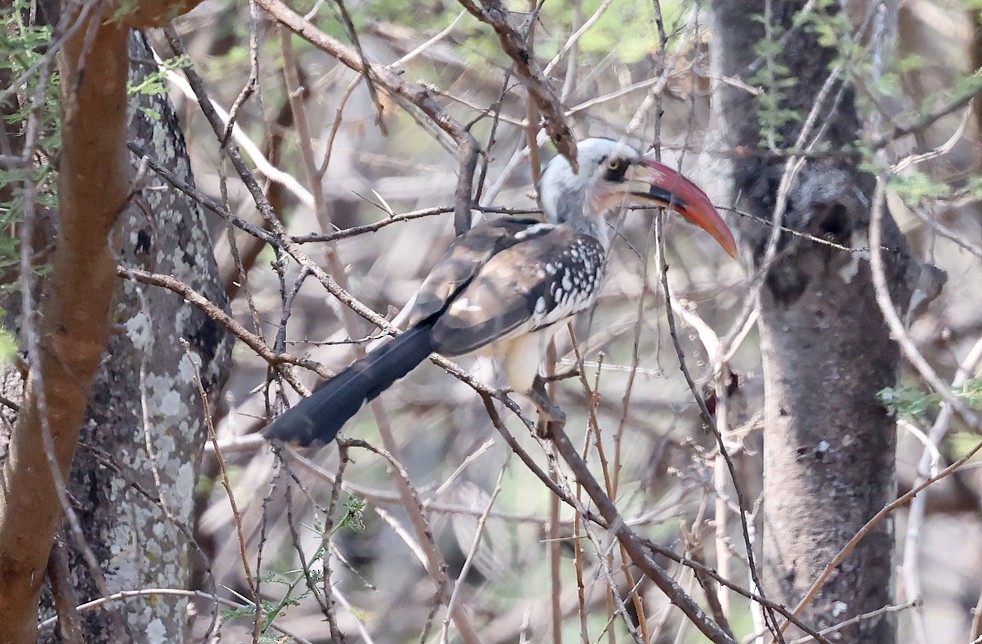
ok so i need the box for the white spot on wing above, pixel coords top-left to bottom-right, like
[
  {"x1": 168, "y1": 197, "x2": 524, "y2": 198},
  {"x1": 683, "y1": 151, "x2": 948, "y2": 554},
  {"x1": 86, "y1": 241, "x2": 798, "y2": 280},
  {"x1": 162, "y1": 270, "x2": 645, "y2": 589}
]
[
  {"x1": 514, "y1": 223, "x2": 554, "y2": 241},
  {"x1": 455, "y1": 298, "x2": 482, "y2": 313}
]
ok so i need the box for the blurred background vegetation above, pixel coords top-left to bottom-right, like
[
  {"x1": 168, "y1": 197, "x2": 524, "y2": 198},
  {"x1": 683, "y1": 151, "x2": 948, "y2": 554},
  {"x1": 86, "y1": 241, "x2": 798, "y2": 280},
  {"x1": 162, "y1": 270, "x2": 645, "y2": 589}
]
[
  {"x1": 4, "y1": 0, "x2": 982, "y2": 641},
  {"x1": 181, "y1": 1, "x2": 982, "y2": 641}
]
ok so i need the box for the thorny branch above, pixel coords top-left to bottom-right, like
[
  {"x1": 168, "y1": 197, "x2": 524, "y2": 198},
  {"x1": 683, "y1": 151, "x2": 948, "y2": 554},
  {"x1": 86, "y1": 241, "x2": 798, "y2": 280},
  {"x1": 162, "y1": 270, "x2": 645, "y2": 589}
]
[
  {"x1": 456, "y1": 0, "x2": 578, "y2": 172},
  {"x1": 253, "y1": 0, "x2": 480, "y2": 235},
  {"x1": 542, "y1": 418, "x2": 736, "y2": 644},
  {"x1": 129, "y1": 2, "x2": 982, "y2": 641},
  {"x1": 118, "y1": 266, "x2": 326, "y2": 385}
]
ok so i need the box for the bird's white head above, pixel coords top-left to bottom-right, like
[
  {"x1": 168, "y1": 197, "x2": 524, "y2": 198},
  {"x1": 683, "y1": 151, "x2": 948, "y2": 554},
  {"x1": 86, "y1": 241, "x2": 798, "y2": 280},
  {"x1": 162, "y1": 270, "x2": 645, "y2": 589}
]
[{"x1": 539, "y1": 137, "x2": 737, "y2": 257}]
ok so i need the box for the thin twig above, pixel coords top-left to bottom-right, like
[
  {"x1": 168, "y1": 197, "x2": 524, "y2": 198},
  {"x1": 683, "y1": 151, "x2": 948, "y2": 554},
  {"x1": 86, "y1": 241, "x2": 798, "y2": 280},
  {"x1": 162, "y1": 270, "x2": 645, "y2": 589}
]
[
  {"x1": 655, "y1": 218, "x2": 783, "y2": 642},
  {"x1": 542, "y1": 419, "x2": 736, "y2": 644},
  {"x1": 456, "y1": 0, "x2": 577, "y2": 171},
  {"x1": 117, "y1": 266, "x2": 324, "y2": 385},
  {"x1": 36, "y1": 589, "x2": 314, "y2": 644},
  {"x1": 186, "y1": 338, "x2": 261, "y2": 637},
  {"x1": 253, "y1": 0, "x2": 479, "y2": 234}
]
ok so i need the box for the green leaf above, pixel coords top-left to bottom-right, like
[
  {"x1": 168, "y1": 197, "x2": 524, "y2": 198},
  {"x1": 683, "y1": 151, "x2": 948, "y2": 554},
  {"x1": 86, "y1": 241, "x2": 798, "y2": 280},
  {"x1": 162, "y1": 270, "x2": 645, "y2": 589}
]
[
  {"x1": 334, "y1": 496, "x2": 367, "y2": 534},
  {"x1": 889, "y1": 172, "x2": 950, "y2": 206},
  {"x1": 896, "y1": 53, "x2": 927, "y2": 74},
  {"x1": 879, "y1": 379, "x2": 982, "y2": 419},
  {"x1": 0, "y1": 0, "x2": 61, "y2": 288},
  {"x1": 0, "y1": 330, "x2": 17, "y2": 364},
  {"x1": 877, "y1": 384, "x2": 941, "y2": 418}
]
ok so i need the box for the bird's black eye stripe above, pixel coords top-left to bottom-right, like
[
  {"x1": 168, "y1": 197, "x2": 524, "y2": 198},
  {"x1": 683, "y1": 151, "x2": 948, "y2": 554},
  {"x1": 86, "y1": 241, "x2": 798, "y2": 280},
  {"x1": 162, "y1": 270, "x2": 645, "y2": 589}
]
[{"x1": 602, "y1": 157, "x2": 630, "y2": 182}]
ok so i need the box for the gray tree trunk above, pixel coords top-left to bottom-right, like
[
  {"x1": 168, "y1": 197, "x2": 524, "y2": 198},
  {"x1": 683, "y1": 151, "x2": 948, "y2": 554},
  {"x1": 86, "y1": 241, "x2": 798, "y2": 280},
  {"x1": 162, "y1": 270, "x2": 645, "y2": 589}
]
[
  {"x1": 29, "y1": 32, "x2": 233, "y2": 642},
  {"x1": 708, "y1": 2, "x2": 916, "y2": 640}
]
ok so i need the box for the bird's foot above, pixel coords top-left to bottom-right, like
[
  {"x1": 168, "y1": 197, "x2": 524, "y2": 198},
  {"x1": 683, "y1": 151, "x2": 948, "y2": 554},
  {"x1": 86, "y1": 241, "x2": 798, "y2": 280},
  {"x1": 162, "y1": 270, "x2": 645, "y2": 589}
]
[
  {"x1": 534, "y1": 405, "x2": 566, "y2": 438},
  {"x1": 529, "y1": 375, "x2": 566, "y2": 438}
]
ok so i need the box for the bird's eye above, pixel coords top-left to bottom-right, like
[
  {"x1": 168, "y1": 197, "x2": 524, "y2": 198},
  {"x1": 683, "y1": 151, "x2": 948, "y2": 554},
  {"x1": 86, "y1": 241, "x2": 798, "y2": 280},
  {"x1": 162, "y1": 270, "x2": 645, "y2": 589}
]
[{"x1": 607, "y1": 158, "x2": 623, "y2": 172}]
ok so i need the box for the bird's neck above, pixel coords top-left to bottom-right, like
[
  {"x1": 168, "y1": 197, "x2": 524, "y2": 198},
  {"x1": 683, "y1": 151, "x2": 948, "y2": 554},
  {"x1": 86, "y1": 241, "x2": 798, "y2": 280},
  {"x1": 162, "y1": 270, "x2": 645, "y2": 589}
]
[{"x1": 568, "y1": 214, "x2": 610, "y2": 248}]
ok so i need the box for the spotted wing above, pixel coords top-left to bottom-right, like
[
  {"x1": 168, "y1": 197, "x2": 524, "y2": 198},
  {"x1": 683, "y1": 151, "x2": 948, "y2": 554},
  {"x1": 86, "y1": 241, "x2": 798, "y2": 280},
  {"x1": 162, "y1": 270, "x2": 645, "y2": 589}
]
[
  {"x1": 408, "y1": 216, "x2": 551, "y2": 325},
  {"x1": 430, "y1": 227, "x2": 607, "y2": 356}
]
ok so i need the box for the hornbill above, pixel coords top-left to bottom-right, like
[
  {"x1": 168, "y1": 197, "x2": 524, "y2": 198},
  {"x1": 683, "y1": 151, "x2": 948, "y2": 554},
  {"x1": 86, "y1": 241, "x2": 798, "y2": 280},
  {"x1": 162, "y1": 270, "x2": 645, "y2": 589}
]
[{"x1": 265, "y1": 137, "x2": 736, "y2": 446}]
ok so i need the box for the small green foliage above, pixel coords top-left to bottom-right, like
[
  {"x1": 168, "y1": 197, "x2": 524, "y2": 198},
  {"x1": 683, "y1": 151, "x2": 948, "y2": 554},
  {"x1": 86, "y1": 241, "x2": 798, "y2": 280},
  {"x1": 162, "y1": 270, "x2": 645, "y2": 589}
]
[
  {"x1": 869, "y1": 71, "x2": 903, "y2": 99},
  {"x1": 948, "y1": 431, "x2": 982, "y2": 461},
  {"x1": 0, "y1": 328, "x2": 16, "y2": 363},
  {"x1": 747, "y1": 72, "x2": 801, "y2": 147},
  {"x1": 194, "y1": 472, "x2": 215, "y2": 496},
  {"x1": 965, "y1": 176, "x2": 982, "y2": 200},
  {"x1": 108, "y1": 0, "x2": 141, "y2": 23},
  {"x1": 225, "y1": 497, "x2": 369, "y2": 637},
  {"x1": 871, "y1": 69, "x2": 982, "y2": 159},
  {"x1": 128, "y1": 55, "x2": 190, "y2": 120},
  {"x1": 575, "y1": 0, "x2": 687, "y2": 62},
  {"x1": 222, "y1": 554, "x2": 320, "y2": 638},
  {"x1": 956, "y1": 380, "x2": 982, "y2": 409},
  {"x1": 221, "y1": 576, "x2": 311, "y2": 643},
  {"x1": 888, "y1": 171, "x2": 951, "y2": 207},
  {"x1": 0, "y1": 0, "x2": 60, "y2": 290},
  {"x1": 128, "y1": 55, "x2": 191, "y2": 98},
  {"x1": 747, "y1": 11, "x2": 803, "y2": 147},
  {"x1": 945, "y1": 431, "x2": 982, "y2": 461},
  {"x1": 879, "y1": 379, "x2": 982, "y2": 419},
  {"x1": 804, "y1": 14, "x2": 840, "y2": 49},
  {"x1": 896, "y1": 52, "x2": 927, "y2": 74},
  {"x1": 951, "y1": 70, "x2": 982, "y2": 98},
  {"x1": 310, "y1": 0, "x2": 689, "y2": 76},
  {"x1": 334, "y1": 495, "x2": 366, "y2": 534},
  {"x1": 878, "y1": 384, "x2": 942, "y2": 419}
]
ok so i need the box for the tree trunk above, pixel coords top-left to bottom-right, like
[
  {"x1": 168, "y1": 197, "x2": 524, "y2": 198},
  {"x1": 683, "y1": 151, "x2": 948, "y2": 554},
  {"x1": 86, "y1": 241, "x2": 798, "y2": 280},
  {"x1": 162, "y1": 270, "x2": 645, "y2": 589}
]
[
  {"x1": 41, "y1": 32, "x2": 232, "y2": 642},
  {"x1": 709, "y1": 1, "x2": 915, "y2": 640},
  {"x1": 0, "y1": 12, "x2": 131, "y2": 641},
  {"x1": 0, "y1": 30, "x2": 232, "y2": 641}
]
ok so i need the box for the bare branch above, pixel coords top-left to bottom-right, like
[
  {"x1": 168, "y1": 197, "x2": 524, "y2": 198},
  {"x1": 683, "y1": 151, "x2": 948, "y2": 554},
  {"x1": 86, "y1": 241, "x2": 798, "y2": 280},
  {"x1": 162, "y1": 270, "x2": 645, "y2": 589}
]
[
  {"x1": 253, "y1": 0, "x2": 480, "y2": 234},
  {"x1": 456, "y1": 0, "x2": 577, "y2": 172}
]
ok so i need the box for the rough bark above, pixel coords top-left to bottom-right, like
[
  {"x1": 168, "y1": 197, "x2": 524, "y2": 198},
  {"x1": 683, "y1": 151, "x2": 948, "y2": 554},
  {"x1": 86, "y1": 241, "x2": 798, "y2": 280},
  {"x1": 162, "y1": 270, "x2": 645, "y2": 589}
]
[
  {"x1": 0, "y1": 26, "x2": 232, "y2": 641},
  {"x1": 35, "y1": 32, "x2": 233, "y2": 643},
  {"x1": 708, "y1": 1, "x2": 914, "y2": 640}
]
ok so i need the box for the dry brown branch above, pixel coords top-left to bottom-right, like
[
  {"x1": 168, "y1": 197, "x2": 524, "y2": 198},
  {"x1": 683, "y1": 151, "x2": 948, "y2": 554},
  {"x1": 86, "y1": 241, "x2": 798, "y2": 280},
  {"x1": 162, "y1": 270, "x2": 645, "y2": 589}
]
[
  {"x1": 190, "y1": 342, "x2": 262, "y2": 638},
  {"x1": 635, "y1": 534, "x2": 831, "y2": 642},
  {"x1": 45, "y1": 535, "x2": 83, "y2": 644},
  {"x1": 341, "y1": 439, "x2": 481, "y2": 643},
  {"x1": 37, "y1": 588, "x2": 313, "y2": 643},
  {"x1": 655, "y1": 226, "x2": 782, "y2": 642},
  {"x1": 276, "y1": 30, "x2": 488, "y2": 638},
  {"x1": 253, "y1": 0, "x2": 480, "y2": 234},
  {"x1": 542, "y1": 419, "x2": 736, "y2": 644},
  {"x1": 162, "y1": 27, "x2": 405, "y2": 345},
  {"x1": 222, "y1": 91, "x2": 296, "y2": 299},
  {"x1": 127, "y1": 141, "x2": 278, "y2": 245},
  {"x1": 456, "y1": 0, "x2": 577, "y2": 172},
  {"x1": 568, "y1": 329, "x2": 651, "y2": 640},
  {"x1": 117, "y1": 266, "x2": 325, "y2": 385},
  {"x1": 133, "y1": 1, "x2": 982, "y2": 639}
]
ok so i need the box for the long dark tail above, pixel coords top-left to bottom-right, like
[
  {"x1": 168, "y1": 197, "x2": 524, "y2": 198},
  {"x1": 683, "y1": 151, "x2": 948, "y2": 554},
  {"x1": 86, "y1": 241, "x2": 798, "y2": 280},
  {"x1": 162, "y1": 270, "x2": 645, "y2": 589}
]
[{"x1": 264, "y1": 323, "x2": 436, "y2": 446}]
